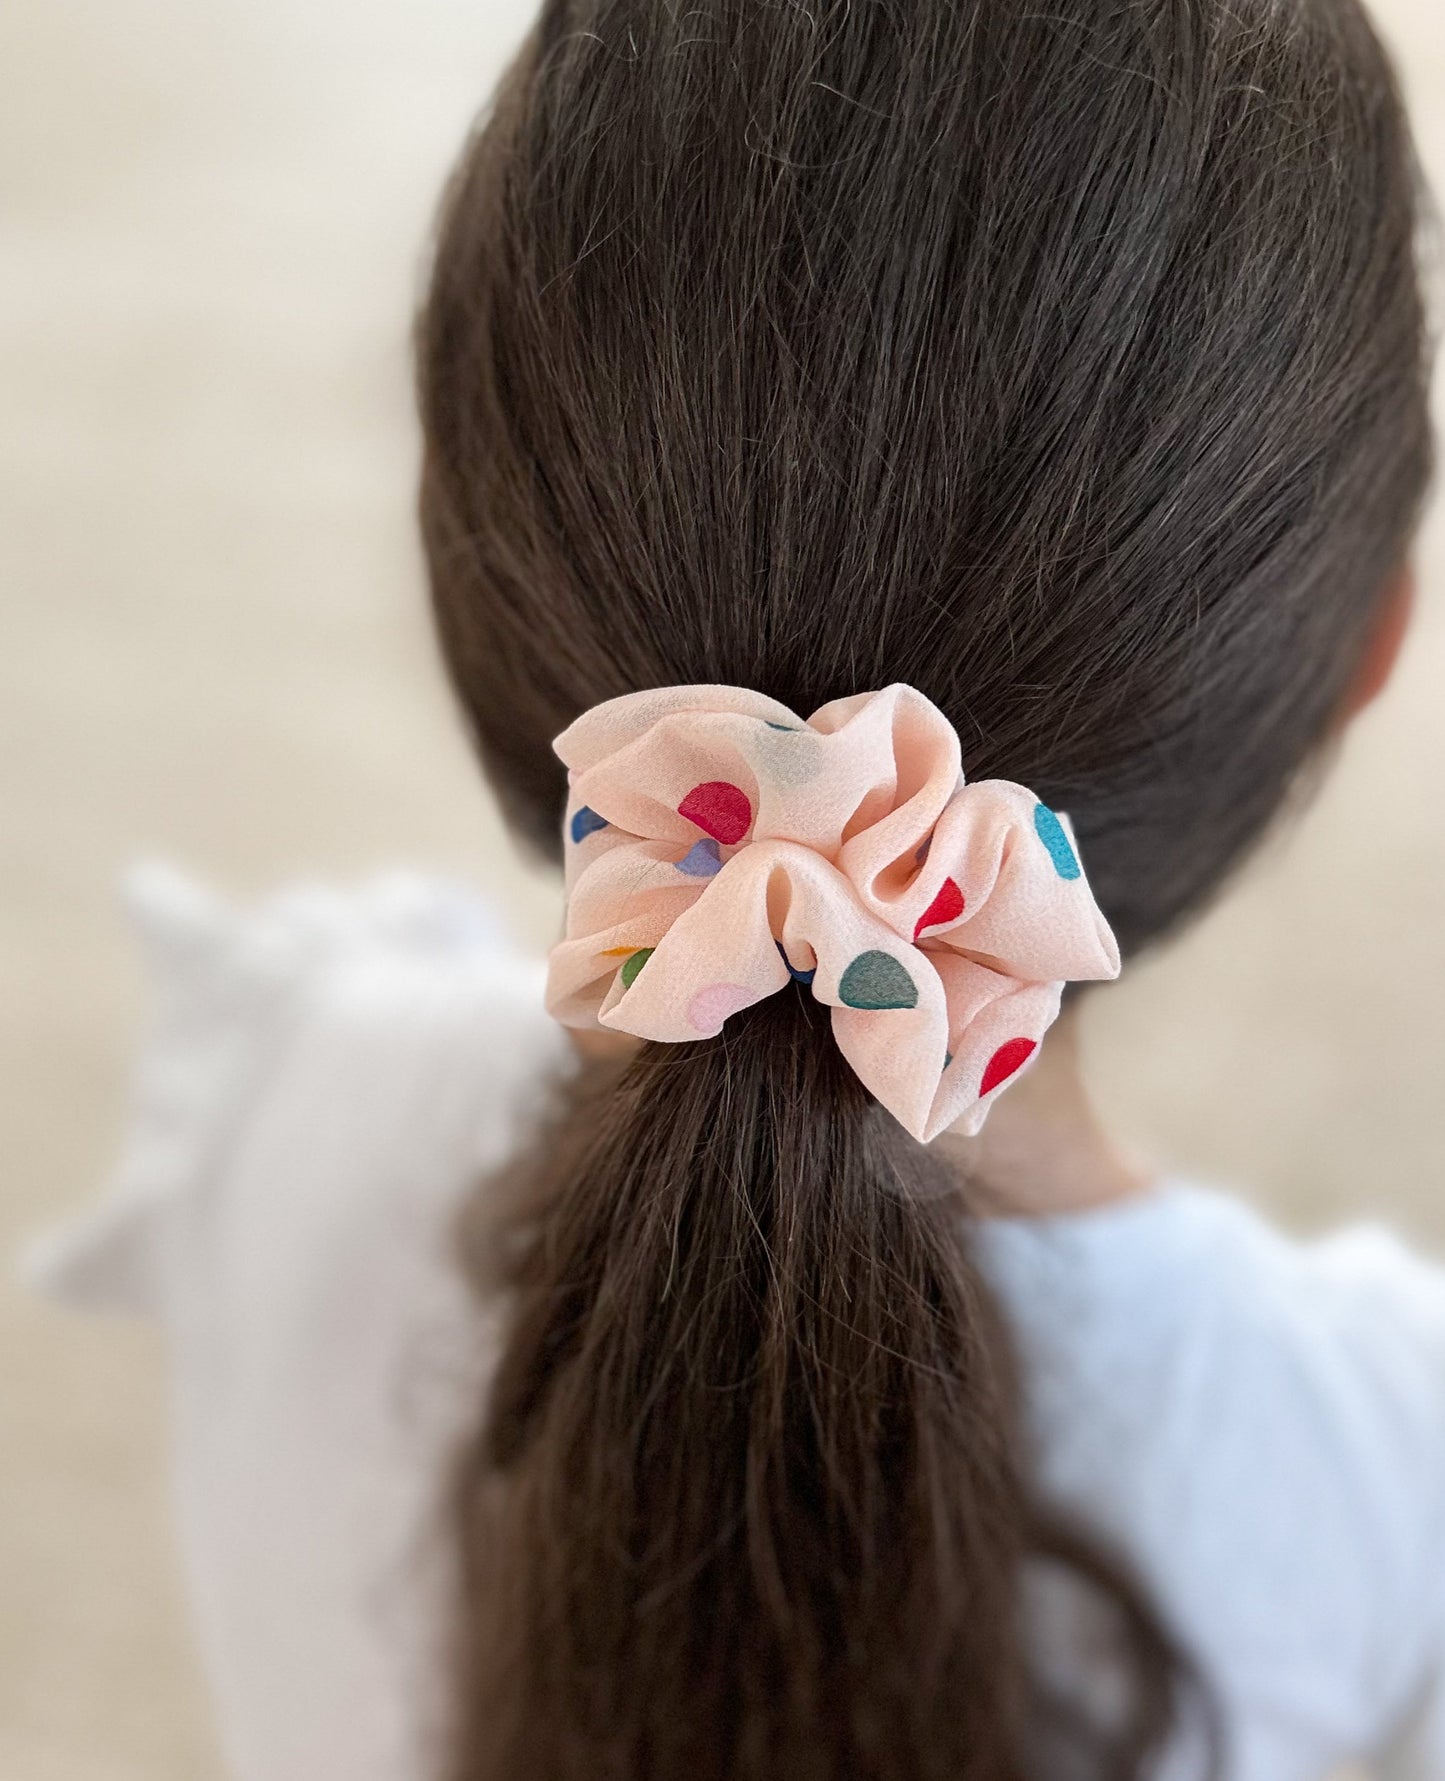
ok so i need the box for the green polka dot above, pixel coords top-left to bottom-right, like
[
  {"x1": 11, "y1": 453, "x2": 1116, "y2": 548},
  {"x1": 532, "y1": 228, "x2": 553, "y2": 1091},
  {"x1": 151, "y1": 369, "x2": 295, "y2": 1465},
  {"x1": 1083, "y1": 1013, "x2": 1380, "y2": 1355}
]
[
  {"x1": 839, "y1": 950, "x2": 918, "y2": 1010},
  {"x1": 620, "y1": 948, "x2": 653, "y2": 989}
]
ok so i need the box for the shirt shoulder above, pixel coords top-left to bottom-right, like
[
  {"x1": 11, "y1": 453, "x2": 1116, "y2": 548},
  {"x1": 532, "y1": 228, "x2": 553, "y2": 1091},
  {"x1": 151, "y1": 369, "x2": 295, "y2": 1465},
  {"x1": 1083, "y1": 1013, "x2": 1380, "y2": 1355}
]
[
  {"x1": 979, "y1": 1185, "x2": 1445, "y2": 1774},
  {"x1": 25, "y1": 867, "x2": 569, "y2": 1781},
  {"x1": 25, "y1": 863, "x2": 568, "y2": 1319}
]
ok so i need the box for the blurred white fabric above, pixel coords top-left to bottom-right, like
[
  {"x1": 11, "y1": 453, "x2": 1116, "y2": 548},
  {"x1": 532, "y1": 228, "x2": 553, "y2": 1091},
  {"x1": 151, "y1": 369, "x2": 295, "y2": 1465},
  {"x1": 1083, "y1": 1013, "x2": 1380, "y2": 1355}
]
[{"x1": 30, "y1": 874, "x2": 1445, "y2": 1781}]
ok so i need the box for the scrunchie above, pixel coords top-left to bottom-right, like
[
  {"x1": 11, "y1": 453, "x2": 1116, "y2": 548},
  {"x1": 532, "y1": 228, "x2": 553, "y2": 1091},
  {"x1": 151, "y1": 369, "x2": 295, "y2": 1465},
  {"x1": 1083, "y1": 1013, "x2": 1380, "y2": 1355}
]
[{"x1": 545, "y1": 683, "x2": 1119, "y2": 1142}]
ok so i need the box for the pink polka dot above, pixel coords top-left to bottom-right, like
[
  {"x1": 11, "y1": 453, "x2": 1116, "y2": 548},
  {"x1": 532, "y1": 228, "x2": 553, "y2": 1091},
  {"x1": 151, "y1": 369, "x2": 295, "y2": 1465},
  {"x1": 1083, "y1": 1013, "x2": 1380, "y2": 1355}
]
[{"x1": 686, "y1": 981, "x2": 754, "y2": 1035}]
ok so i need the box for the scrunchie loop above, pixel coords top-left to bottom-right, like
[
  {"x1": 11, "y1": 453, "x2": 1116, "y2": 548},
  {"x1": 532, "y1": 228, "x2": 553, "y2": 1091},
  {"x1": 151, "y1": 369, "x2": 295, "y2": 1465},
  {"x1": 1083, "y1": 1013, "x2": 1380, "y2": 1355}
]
[{"x1": 546, "y1": 684, "x2": 1119, "y2": 1142}]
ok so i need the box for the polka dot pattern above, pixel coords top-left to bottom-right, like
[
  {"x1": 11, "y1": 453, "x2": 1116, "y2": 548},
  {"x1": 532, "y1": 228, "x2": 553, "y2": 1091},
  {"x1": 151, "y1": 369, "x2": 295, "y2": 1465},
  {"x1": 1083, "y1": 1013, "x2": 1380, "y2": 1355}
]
[
  {"x1": 678, "y1": 781, "x2": 752, "y2": 845},
  {"x1": 980, "y1": 1037, "x2": 1036, "y2": 1097},
  {"x1": 570, "y1": 805, "x2": 608, "y2": 844},
  {"x1": 913, "y1": 876, "x2": 965, "y2": 941},
  {"x1": 547, "y1": 683, "x2": 1120, "y2": 1145},
  {"x1": 776, "y1": 941, "x2": 816, "y2": 986},
  {"x1": 1033, "y1": 803, "x2": 1081, "y2": 880},
  {"x1": 676, "y1": 838, "x2": 723, "y2": 878},
  {"x1": 619, "y1": 948, "x2": 653, "y2": 990},
  {"x1": 839, "y1": 951, "x2": 919, "y2": 1011},
  {"x1": 755, "y1": 722, "x2": 826, "y2": 788},
  {"x1": 686, "y1": 982, "x2": 754, "y2": 1035}
]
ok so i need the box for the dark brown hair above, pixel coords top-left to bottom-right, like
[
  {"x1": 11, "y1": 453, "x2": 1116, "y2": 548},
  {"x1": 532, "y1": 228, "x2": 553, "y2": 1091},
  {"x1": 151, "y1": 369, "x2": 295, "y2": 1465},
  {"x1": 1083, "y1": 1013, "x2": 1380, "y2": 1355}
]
[{"x1": 416, "y1": 2, "x2": 1431, "y2": 1776}]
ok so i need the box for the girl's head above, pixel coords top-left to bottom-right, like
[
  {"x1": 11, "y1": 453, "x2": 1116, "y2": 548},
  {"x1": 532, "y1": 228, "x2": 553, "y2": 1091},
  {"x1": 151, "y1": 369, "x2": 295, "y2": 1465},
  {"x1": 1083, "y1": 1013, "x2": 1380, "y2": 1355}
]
[
  {"x1": 417, "y1": 2, "x2": 1430, "y2": 1777},
  {"x1": 421, "y1": 0, "x2": 1428, "y2": 958}
]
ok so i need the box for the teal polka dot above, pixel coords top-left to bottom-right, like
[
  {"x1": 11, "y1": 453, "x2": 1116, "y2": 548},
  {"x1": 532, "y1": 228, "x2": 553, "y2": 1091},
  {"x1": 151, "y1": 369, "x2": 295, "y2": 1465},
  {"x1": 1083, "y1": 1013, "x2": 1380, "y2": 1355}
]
[
  {"x1": 839, "y1": 951, "x2": 918, "y2": 1011},
  {"x1": 1033, "y1": 803, "x2": 1081, "y2": 880}
]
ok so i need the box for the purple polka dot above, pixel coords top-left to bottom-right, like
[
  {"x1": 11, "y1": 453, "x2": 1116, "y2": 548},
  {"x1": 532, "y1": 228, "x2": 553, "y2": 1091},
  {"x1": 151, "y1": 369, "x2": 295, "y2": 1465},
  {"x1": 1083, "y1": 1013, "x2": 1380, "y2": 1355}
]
[{"x1": 676, "y1": 837, "x2": 723, "y2": 877}]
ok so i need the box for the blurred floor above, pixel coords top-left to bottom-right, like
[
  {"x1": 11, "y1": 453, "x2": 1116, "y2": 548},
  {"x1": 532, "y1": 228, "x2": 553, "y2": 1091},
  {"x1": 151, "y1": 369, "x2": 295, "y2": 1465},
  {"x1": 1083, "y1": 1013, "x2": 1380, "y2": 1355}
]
[{"x1": 2, "y1": 1, "x2": 1444, "y2": 1776}]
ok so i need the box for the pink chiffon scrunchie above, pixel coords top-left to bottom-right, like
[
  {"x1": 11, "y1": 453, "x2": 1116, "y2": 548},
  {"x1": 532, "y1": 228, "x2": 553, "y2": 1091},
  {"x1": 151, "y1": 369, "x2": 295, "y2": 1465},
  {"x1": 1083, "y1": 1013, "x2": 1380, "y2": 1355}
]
[{"x1": 545, "y1": 683, "x2": 1119, "y2": 1142}]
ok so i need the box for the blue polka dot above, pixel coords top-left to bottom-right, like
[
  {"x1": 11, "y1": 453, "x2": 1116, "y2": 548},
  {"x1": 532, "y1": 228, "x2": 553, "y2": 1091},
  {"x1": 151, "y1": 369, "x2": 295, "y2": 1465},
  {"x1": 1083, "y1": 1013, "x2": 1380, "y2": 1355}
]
[
  {"x1": 570, "y1": 805, "x2": 608, "y2": 845},
  {"x1": 776, "y1": 941, "x2": 816, "y2": 985},
  {"x1": 676, "y1": 838, "x2": 722, "y2": 878},
  {"x1": 1033, "y1": 803, "x2": 1081, "y2": 880}
]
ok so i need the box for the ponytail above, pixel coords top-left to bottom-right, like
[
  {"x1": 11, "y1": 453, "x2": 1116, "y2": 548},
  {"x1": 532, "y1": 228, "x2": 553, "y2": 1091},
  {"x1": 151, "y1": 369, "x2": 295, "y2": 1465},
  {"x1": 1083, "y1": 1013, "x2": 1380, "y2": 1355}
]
[
  {"x1": 421, "y1": 0, "x2": 1425, "y2": 1771},
  {"x1": 449, "y1": 990, "x2": 1177, "y2": 1780}
]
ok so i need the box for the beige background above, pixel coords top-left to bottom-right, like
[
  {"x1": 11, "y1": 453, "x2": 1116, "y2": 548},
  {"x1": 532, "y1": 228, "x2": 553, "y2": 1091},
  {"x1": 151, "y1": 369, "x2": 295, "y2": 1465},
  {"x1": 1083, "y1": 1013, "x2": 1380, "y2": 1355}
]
[{"x1": 3, "y1": 2, "x2": 1444, "y2": 1775}]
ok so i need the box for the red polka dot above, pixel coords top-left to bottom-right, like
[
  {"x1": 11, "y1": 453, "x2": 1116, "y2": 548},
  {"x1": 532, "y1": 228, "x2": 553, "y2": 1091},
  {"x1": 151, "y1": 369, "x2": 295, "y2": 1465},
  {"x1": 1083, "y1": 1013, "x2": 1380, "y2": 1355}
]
[
  {"x1": 913, "y1": 876, "x2": 965, "y2": 941},
  {"x1": 678, "y1": 780, "x2": 752, "y2": 845},
  {"x1": 980, "y1": 1037, "x2": 1036, "y2": 1097}
]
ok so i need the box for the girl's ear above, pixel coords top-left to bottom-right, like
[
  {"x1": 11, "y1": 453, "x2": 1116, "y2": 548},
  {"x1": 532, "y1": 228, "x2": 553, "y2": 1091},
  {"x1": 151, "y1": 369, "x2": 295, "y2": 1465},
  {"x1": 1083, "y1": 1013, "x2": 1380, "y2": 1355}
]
[{"x1": 1342, "y1": 562, "x2": 1415, "y2": 721}]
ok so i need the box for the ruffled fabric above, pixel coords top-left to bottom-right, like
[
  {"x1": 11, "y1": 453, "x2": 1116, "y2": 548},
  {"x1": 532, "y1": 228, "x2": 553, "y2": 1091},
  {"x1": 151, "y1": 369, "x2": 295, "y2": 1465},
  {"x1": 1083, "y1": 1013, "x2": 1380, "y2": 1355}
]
[{"x1": 545, "y1": 683, "x2": 1119, "y2": 1141}]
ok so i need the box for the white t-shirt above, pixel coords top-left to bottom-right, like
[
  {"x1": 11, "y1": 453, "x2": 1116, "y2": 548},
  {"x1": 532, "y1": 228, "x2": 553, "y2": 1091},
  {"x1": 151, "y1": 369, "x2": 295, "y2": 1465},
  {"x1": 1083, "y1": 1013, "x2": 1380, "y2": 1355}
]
[{"x1": 28, "y1": 866, "x2": 1445, "y2": 1781}]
